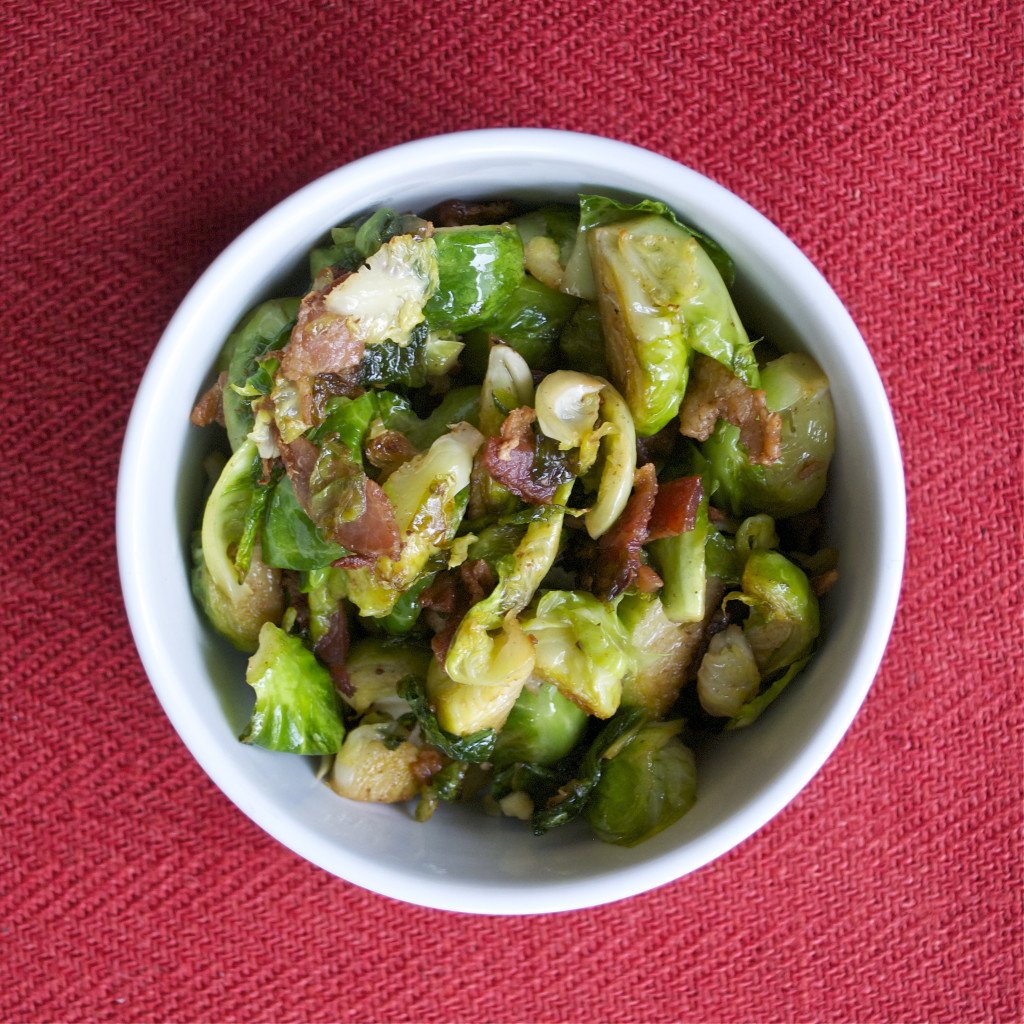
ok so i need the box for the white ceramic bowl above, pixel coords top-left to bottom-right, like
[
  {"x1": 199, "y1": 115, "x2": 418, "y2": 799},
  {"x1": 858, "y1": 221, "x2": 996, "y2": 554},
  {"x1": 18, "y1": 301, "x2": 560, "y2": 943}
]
[{"x1": 117, "y1": 129, "x2": 905, "y2": 914}]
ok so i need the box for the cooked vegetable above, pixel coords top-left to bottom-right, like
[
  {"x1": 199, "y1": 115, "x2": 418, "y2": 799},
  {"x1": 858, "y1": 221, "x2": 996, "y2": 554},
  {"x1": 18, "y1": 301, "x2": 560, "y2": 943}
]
[
  {"x1": 222, "y1": 298, "x2": 299, "y2": 451},
  {"x1": 585, "y1": 720, "x2": 697, "y2": 846},
  {"x1": 191, "y1": 193, "x2": 836, "y2": 847},
  {"x1": 192, "y1": 440, "x2": 284, "y2": 651},
  {"x1": 728, "y1": 550, "x2": 820, "y2": 676},
  {"x1": 344, "y1": 423, "x2": 483, "y2": 617},
  {"x1": 242, "y1": 622, "x2": 345, "y2": 754},
  {"x1": 492, "y1": 679, "x2": 589, "y2": 767},
  {"x1": 703, "y1": 353, "x2": 835, "y2": 517},
  {"x1": 424, "y1": 225, "x2": 524, "y2": 333},
  {"x1": 523, "y1": 590, "x2": 635, "y2": 719}
]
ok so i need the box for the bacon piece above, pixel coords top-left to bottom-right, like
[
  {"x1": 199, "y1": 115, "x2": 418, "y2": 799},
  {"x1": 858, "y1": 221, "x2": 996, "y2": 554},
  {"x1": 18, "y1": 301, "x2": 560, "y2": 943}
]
[
  {"x1": 425, "y1": 199, "x2": 515, "y2": 227},
  {"x1": 314, "y1": 605, "x2": 352, "y2": 696},
  {"x1": 594, "y1": 463, "x2": 659, "y2": 600},
  {"x1": 481, "y1": 406, "x2": 558, "y2": 505},
  {"x1": 679, "y1": 355, "x2": 782, "y2": 465},
  {"x1": 280, "y1": 438, "x2": 401, "y2": 561},
  {"x1": 424, "y1": 560, "x2": 496, "y2": 665},
  {"x1": 278, "y1": 436, "x2": 319, "y2": 512},
  {"x1": 190, "y1": 371, "x2": 227, "y2": 427},
  {"x1": 635, "y1": 422, "x2": 677, "y2": 467},
  {"x1": 647, "y1": 476, "x2": 703, "y2": 541},
  {"x1": 635, "y1": 564, "x2": 664, "y2": 593},
  {"x1": 812, "y1": 569, "x2": 839, "y2": 597},
  {"x1": 365, "y1": 429, "x2": 419, "y2": 479},
  {"x1": 280, "y1": 269, "x2": 365, "y2": 382},
  {"x1": 332, "y1": 479, "x2": 402, "y2": 561}
]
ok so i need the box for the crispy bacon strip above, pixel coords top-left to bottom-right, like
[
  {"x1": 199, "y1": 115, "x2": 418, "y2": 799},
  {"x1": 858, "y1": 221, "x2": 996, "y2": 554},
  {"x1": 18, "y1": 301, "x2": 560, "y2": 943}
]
[
  {"x1": 278, "y1": 436, "x2": 319, "y2": 511},
  {"x1": 332, "y1": 480, "x2": 402, "y2": 561},
  {"x1": 279, "y1": 438, "x2": 401, "y2": 561},
  {"x1": 594, "y1": 463, "x2": 659, "y2": 600},
  {"x1": 314, "y1": 606, "x2": 352, "y2": 696},
  {"x1": 190, "y1": 371, "x2": 227, "y2": 427},
  {"x1": 647, "y1": 476, "x2": 703, "y2": 541},
  {"x1": 280, "y1": 269, "x2": 365, "y2": 382},
  {"x1": 481, "y1": 406, "x2": 559, "y2": 505},
  {"x1": 679, "y1": 355, "x2": 782, "y2": 465},
  {"x1": 425, "y1": 199, "x2": 515, "y2": 227},
  {"x1": 423, "y1": 560, "x2": 497, "y2": 665}
]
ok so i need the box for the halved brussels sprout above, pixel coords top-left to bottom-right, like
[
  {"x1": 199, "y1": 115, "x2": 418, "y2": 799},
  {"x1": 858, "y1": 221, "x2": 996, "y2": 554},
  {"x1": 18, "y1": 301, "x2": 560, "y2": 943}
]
[
  {"x1": 728, "y1": 550, "x2": 819, "y2": 676},
  {"x1": 345, "y1": 638, "x2": 433, "y2": 715},
  {"x1": 703, "y1": 353, "x2": 835, "y2": 517},
  {"x1": 479, "y1": 343, "x2": 535, "y2": 436},
  {"x1": 584, "y1": 720, "x2": 696, "y2": 846},
  {"x1": 492, "y1": 679, "x2": 589, "y2": 767},
  {"x1": 523, "y1": 590, "x2": 635, "y2": 719},
  {"x1": 324, "y1": 233, "x2": 439, "y2": 347},
  {"x1": 617, "y1": 593, "x2": 702, "y2": 717},
  {"x1": 514, "y1": 204, "x2": 579, "y2": 290},
  {"x1": 329, "y1": 723, "x2": 427, "y2": 803},
  {"x1": 424, "y1": 225, "x2": 524, "y2": 333},
  {"x1": 221, "y1": 298, "x2": 299, "y2": 451},
  {"x1": 697, "y1": 624, "x2": 762, "y2": 717},
  {"x1": 344, "y1": 422, "x2": 483, "y2": 617},
  {"x1": 192, "y1": 440, "x2": 284, "y2": 652},
  {"x1": 242, "y1": 622, "x2": 345, "y2": 754},
  {"x1": 426, "y1": 658, "x2": 524, "y2": 736}
]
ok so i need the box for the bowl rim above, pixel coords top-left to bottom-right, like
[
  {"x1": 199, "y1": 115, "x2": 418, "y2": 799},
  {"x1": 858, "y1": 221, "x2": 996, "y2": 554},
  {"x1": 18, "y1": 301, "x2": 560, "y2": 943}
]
[{"x1": 117, "y1": 128, "x2": 906, "y2": 914}]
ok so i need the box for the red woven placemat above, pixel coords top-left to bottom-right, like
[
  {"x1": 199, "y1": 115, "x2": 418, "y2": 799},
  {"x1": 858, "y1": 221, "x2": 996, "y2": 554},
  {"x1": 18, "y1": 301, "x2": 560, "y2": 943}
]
[{"x1": 3, "y1": 2, "x2": 1021, "y2": 1021}]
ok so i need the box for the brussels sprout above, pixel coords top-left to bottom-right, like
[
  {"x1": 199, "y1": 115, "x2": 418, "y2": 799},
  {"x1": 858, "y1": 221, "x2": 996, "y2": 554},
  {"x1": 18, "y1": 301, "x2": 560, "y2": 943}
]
[
  {"x1": 534, "y1": 370, "x2": 603, "y2": 448},
  {"x1": 344, "y1": 638, "x2": 432, "y2": 715},
  {"x1": 425, "y1": 658, "x2": 524, "y2": 736},
  {"x1": 558, "y1": 302, "x2": 609, "y2": 378},
  {"x1": 302, "y1": 566, "x2": 347, "y2": 644},
  {"x1": 242, "y1": 621, "x2": 345, "y2": 754},
  {"x1": 309, "y1": 208, "x2": 430, "y2": 280},
  {"x1": 375, "y1": 571, "x2": 436, "y2": 635},
  {"x1": 531, "y1": 707, "x2": 647, "y2": 834},
  {"x1": 261, "y1": 474, "x2": 348, "y2": 571},
  {"x1": 697, "y1": 624, "x2": 762, "y2": 717},
  {"x1": 377, "y1": 386, "x2": 480, "y2": 451},
  {"x1": 479, "y1": 343, "x2": 535, "y2": 436},
  {"x1": 515, "y1": 204, "x2": 579, "y2": 289},
  {"x1": 583, "y1": 379, "x2": 637, "y2": 538},
  {"x1": 344, "y1": 423, "x2": 483, "y2": 617},
  {"x1": 562, "y1": 193, "x2": 735, "y2": 300},
  {"x1": 192, "y1": 440, "x2": 284, "y2": 652},
  {"x1": 444, "y1": 481, "x2": 572, "y2": 688},
  {"x1": 617, "y1": 592, "x2": 701, "y2": 717},
  {"x1": 649, "y1": 486, "x2": 710, "y2": 624},
  {"x1": 221, "y1": 298, "x2": 299, "y2": 451},
  {"x1": 461, "y1": 277, "x2": 578, "y2": 376},
  {"x1": 399, "y1": 672, "x2": 499, "y2": 758},
  {"x1": 492, "y1": 679, "x2": 589, "y2": 768},
  {"x1": 729, "y1": 550, "x2": 819, "y2": 676},
  {"x1": 727, "y1": 656, "x2": 811, "y2": 730},
  {"x1": 522, "y1": 590, "x2": 635, "y2": 719},
  {"x1": 703, "y1": 353, "x2": 835, "y2": 518},
  {"x1": 328, "y1": 723, "x2": 425, "y2": 803},
  {"x1": 424, "y1": 225, "x2": 524, "y2": 333},
  {"x1": 584, "y1": 720, "x2": 696, "y2": 846}
]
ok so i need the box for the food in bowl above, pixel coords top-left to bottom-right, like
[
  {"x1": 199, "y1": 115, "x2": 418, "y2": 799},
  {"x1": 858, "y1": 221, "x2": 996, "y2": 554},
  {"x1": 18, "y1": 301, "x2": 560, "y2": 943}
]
[{"x1": 188, "y1": 191, "x2": 837, "y2": 848}]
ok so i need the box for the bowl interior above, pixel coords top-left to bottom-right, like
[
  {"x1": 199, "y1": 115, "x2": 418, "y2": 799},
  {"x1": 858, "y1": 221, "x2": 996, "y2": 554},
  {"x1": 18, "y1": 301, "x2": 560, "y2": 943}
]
[{"x1": 119, "y1": 131, "x2": 904, "y2": 914}]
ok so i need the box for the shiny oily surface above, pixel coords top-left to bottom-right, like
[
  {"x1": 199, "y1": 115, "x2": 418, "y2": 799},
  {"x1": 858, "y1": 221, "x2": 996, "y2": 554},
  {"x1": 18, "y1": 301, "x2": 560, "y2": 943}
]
[{"x1": 117, "y1": 129, "x2": 905, "y2": 914}]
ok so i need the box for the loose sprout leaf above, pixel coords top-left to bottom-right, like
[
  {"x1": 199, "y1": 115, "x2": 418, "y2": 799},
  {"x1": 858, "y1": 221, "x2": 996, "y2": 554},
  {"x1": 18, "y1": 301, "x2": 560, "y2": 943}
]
[
  {"x1": 222, "y1": 299, "x2": 300, "y2": 451},
  {"x1": 261, "y1": 474, "x2": 349, "y2": 571},
  {"x1": 397, "y1": 675, "x2": 497, "y2": 763},
  {"x1": 233, "y1": 467, "x2": 279, "y2": 580},
  {"x1": 531, "y1": 707, "x2": 647, "y2": 834},
  {"x1": 242, "y1": 622, "x2": 346, "y2": 755},
  {"x1": 727, "y1": 657, "x2": 811, "y2": 730}
]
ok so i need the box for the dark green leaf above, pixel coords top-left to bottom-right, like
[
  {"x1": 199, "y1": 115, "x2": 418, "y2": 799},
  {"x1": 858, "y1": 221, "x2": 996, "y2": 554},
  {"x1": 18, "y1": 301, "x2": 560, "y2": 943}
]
[
  {"x1": 261, "y1": 475, "x2": 349, "y2": 570},
  {"x1": 398, "y1": 675, "x2": 497, "y2": 763}
]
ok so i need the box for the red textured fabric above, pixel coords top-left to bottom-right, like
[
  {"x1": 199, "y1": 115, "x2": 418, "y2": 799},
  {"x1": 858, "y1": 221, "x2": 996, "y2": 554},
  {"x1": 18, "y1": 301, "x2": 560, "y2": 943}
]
[{"x1": 2, "y1": 2, "x2": 1021, "y2": 1021}]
